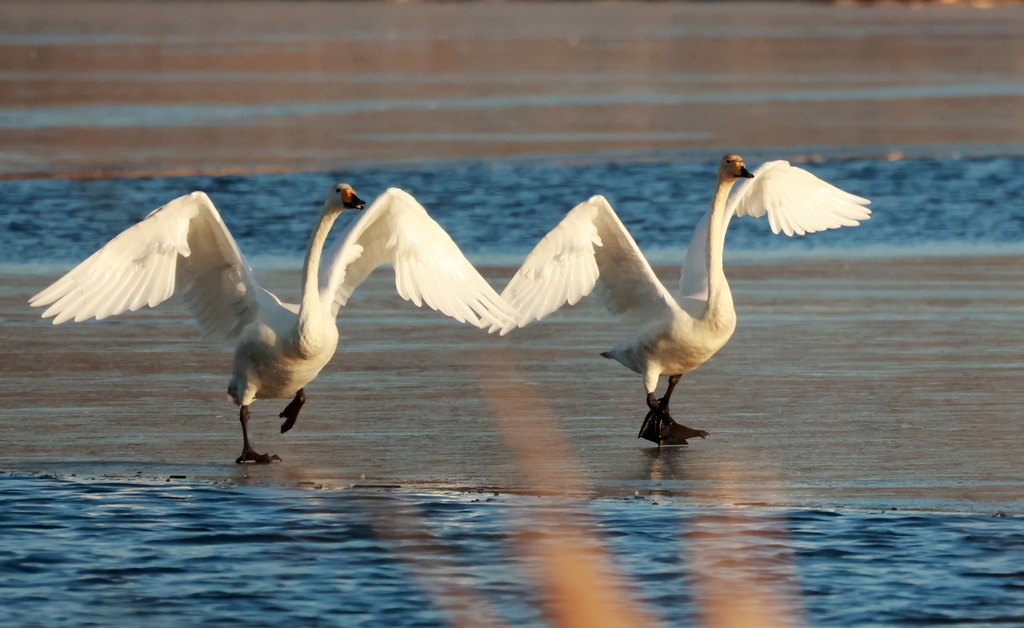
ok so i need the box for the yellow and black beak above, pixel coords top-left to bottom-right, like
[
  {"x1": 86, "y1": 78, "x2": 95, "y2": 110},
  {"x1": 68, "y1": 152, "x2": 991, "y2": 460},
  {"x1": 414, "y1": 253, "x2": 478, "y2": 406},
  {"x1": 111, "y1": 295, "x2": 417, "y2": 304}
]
[
  {"x1": 344, "y1": 194, "x2": 366, "y2": 210},
  {"x1": 739, "y1": 165, "x2": 754, "y2": 179}
]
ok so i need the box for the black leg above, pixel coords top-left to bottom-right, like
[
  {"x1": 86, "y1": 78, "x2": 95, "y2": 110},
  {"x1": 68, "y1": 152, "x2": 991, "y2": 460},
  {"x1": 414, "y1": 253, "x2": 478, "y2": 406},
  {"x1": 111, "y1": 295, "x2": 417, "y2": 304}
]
[
  {"x1": 279, "y1": 388, "x2": 306, "y2": 434},
  {"x1": 236, "y1": 405, "x2": 282, "y2": 464},
  {"x1": 660, "y1": 375, "x2": 682, "y2": 412},
  {"x1": 638, "y1": 393, "x2": 665, "y2": 443}
]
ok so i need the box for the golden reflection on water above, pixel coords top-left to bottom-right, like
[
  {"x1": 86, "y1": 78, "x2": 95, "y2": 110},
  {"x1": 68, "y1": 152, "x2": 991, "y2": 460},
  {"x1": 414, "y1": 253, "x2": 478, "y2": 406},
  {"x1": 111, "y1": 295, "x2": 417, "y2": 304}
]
[
  {"x1": 479, "y1": 347, "x2": 659, "y2": 628},
  {"x1": 446, "y1": 347, "x2": 805, "y2": 628},
  {"x1": 686, "y1": 466, "x2": 804, "y2": 628}
]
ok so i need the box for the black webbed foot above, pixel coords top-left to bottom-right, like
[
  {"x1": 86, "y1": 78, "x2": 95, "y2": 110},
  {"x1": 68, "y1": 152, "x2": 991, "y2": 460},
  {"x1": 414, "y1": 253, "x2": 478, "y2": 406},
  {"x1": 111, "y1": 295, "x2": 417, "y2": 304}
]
[
  {"x1": 638, "y1": 393, "x2": 708, "y2": 446},
  {"x1": 660, "y1": 422, "x2": 709, "y2": 446},
  {"x1": 639, "y1": 393, "x2": 671, "y2": 444},
  {"x1": 638, "y1": 391, "x2": 675, "y2": 443},
  {"x1": 279, "y1": 410, "x2": 298, "y2": 434},
  {"x1": 279, "y1": 389, "x2": 306, "y2": 434},
  {"x1": 638, "y1": 409, "x2": 662, "y2": 443},
  {"x1": 236, "y1": 447, "x2": 282, "y2": 464}
]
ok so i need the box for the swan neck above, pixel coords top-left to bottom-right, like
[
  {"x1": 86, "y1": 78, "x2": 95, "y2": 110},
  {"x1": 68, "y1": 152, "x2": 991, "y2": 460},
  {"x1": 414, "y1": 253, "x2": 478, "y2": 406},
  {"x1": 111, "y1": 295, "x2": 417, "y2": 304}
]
[
  {"x1": 296, "y1": 205, "x2": 339, "y2": 355},
  {"x1": 704, "y1": 175, "x2": 736, "y2": 321}
]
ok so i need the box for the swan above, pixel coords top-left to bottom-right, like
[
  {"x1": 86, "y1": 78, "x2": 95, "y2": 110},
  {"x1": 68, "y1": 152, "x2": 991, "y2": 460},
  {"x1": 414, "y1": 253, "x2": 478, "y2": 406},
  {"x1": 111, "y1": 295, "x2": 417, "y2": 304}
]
[
  {"x1": 30, "y1": 184, "x2": 518, "y2": 463},
  {"x1": 499, "y1": 155, "x2": 871, "y2": 445}
]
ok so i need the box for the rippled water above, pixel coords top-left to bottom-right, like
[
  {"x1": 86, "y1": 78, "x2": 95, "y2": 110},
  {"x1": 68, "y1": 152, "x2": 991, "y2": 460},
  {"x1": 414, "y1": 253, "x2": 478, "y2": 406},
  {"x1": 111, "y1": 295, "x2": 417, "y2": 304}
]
[
  {"x1": 3, "y1": 155, "x2": 1024, "y2": 266},
  {"x1": 2, "y1": 473, "x2": 1022, "y2": 627}
]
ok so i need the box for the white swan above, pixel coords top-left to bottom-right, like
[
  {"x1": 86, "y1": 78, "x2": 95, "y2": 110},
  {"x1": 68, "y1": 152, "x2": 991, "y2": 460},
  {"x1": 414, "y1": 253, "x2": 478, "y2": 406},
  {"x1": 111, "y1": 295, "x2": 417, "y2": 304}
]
[
  {"x1": 30, "y1": 184, "x2": 518, "y2": 463},
  {"x1": 499, "y1": 155, "x2": 871, "y2": 445}
]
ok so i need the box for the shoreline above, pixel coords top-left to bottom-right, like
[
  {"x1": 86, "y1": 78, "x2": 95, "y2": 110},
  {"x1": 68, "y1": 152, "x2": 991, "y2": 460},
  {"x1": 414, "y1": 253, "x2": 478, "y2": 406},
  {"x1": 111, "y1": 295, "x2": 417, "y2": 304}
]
[{"x1": 2, "y1": 469, "x2": 1019, "y2": 516}]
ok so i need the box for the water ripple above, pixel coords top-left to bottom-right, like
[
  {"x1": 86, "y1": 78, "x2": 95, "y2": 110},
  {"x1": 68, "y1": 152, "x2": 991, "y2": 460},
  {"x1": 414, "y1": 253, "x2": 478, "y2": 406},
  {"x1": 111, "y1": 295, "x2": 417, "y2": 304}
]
[
  {"x1": 1, "y1": 474, "x2": 1023, "y2": 627},
  {"x1": 3, "y1": 156, "x2": 1024, "y2": 267}
]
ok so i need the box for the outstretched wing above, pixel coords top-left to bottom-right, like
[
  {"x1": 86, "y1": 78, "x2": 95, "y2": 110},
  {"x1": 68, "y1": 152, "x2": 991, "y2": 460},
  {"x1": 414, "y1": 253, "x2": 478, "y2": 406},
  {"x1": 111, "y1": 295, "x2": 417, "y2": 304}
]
[
  {"x1": 680, "y1": 161, "x2": 871, "y2": 302},
  {"x1": 731, "y1": 160, "x2": 872, "y2": 236},
  {"x1": 501, "y1": 195, "x2": 676, "y2": 329},
  {"x1": 318, "y1": 187, "x2": 518, "y2": 333},
  {"x1": 30, "y1": 191, "x2": 279, "y2": 342}
]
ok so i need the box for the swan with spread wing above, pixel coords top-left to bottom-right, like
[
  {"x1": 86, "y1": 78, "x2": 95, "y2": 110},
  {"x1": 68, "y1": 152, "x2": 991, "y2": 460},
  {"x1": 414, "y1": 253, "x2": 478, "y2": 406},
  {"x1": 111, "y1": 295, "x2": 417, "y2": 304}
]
[
  {"x1": 31, "y1": 185, "x2": 517, "y2": 463},
  {"x1": 500, "y1": 155, "x2": 871, "y2": 445}
]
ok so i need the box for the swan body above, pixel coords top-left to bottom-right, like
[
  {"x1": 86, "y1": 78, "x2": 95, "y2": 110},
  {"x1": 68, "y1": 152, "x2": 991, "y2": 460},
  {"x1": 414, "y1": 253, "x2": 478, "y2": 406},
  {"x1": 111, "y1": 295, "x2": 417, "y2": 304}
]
[
  {"x1": 500, "y1": 155, "x2": 871, "y2": 444},
  {"x1": 31, "y1": 184, "x2": 517, "y2": 462},
  {"x1": 226, "y1": 311, "x2": 338, "y2": 407}
]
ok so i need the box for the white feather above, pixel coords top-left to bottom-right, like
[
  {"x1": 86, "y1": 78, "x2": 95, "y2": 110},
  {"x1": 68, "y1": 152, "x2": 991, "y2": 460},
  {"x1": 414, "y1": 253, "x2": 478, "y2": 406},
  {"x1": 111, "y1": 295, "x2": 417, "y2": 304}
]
[
  {"x1": 679, "y1": 161, "x2": 871, "y2": 301},
  {"x1": 502, "y1": 195, "x2": 676, "y2": 328},
  {"x1": 318, "y1": 188, "x2": 519, "y2": 333},
  {"x1": 30, "y1": 191, "x2": 275, "y2": 342}
]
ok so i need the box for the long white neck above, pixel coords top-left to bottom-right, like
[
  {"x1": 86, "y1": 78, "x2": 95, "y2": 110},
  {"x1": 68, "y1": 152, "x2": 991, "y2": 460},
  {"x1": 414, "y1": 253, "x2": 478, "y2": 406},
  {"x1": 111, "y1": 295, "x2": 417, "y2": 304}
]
[
  {"x1": 295, "y1": 204, "x2": 340, "y2": 357},
  {"x1": 703, "y1": 175, "x2": 737, "y2": 323}
]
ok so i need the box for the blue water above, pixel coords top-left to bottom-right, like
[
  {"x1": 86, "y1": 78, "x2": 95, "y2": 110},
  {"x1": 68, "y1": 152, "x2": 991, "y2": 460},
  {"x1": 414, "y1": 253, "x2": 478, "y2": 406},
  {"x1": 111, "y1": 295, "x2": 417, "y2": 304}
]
[
  {"x1": 2, "y1": 473, "x2": 1022, "y2": 627},
  {"x1": 3, "y1": 155, "x2": 1024, "y2": 267}
]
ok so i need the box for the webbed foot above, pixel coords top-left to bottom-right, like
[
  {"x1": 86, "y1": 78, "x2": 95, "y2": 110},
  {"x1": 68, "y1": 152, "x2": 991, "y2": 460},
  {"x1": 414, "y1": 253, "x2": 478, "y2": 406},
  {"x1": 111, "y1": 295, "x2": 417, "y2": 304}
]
[
  {"x1": 638, "y1": 393, "x2": 708, "y2": 446},
  {"x1": 236, "y1": 447, "x2": 282, "y2": 464},
  {"x1": 660, "y1": 422, "x2": 709, "y2": 445},
  {"x1": 279, "y1": 411, "x2": 298, "y2": 434},
  {"x1": 279, "y1": 389, "x2": 306, "y2": 434},
  {"x1": 638, "y1": 409, "x2": 662, "y2": 444}
]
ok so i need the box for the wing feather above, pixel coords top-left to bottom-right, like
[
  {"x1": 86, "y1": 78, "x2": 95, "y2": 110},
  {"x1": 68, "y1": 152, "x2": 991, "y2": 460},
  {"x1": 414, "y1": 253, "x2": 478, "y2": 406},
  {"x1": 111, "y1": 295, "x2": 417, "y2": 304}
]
[
  {"x1": 96, "y1": 272, "x2": 137, "y2": 320},
  {"x1": 501, "y1": 195, "x2": 676, "y2": 328},
  {"x1": 318, "y1": 188, "x2": 518, "y2": 333},
  {"x1": 731, "y1": 160, "x2": 871, "y2": 235},
  {"x1": 98, "y1": 262, "x2": 148, "y2": 320},
  {"x1": 127, "y1": 255, "x2": 160, "y2": 312},
  {"x1": 680, "y1": 161, "x2": 871, "y2": 302},
  {"x1": 48, "y1": 290, "x2": 86, "y2": 324},
  {"x1": 30, "y1": 191, "x2": 280, "y2": 342}
]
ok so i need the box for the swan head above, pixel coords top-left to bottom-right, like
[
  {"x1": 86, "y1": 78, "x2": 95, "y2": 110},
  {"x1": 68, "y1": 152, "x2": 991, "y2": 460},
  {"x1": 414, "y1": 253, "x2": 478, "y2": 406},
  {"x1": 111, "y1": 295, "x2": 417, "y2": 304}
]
[
  {"x1": 720, "y1": 154, "x2": 754, "y2": 180},
  {"x1": 326, "y1": 183, "x2": 366, "y2": 212}
]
